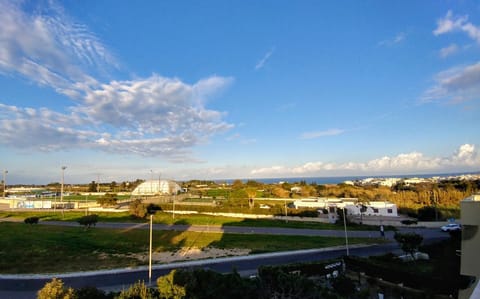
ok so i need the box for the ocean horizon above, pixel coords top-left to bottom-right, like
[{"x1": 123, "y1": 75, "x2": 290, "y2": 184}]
[{"x1": 215, "y1": 171, "x2": 480, "y2": 185}]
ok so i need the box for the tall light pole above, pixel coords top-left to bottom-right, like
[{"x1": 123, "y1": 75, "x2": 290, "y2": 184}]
[
  {"x1": 61, "y1": 166, "x2": 67, "y2": 203},
  {"x1": 149, "y1": 214, "x2": 153, "y2": 285},
  {"x1": 3, "y1": 170, "x2": 7, "y2": 199},
  {"x1": 342, "y1": 207, "x2": 349, "y2": 256},
  {"x1": 150, "y1": 170, "x2": 153, "y2": 194}
]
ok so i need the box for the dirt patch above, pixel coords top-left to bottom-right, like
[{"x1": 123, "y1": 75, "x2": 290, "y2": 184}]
[{"x1": 132, "y1": 247, "x2": 251, "y2": 264}]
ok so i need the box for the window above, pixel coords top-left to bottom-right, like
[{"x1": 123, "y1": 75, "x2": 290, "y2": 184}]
[
  {"x1": 373, "y1": 208, "x2": 379, "y2": 213},
  {"x1": 387, "y1": 209, "x2": 393, "y2": 214}
]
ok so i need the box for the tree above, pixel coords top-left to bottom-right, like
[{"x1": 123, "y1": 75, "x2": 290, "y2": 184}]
[
  {"x1": 157, "y1": 270, "x2": 186, "y2": 299},
  {"x1": 117, "y1": 280, "x2": 157, "y2": 299},
  {"x1": 246, "y1": 188, "x2": 257, "y2": 209},
  {"x1": 272, "y1": 186, "x2": 289, "y2": 198},
  {"x1": 394, "y1": 232, "x2": 423, "y2": 260},
  {"x1": 37, "y1": 278, "x2": 75, "y2": 299},
  {"x1": 97, "y1": 193, "x2": 118, "y2": 207},
  {"x1": 110, "y1": 181, "x2": 117, "y2": 192},
  {"x1": 75, "y1": 286, "x2": 110, "y2": 299},
  {"x1": 129, "y1": 199, "x2": 148, "y2": 218},
  {"x1": 232, "y1": 179, "x2": 244, "y2": 190},
  {"x1": 88, "y1": 181, "x2": 97, "y2": 192}
]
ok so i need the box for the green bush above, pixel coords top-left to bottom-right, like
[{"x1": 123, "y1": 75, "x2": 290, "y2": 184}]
[
  {"x1": 24, "y1": 216, "x2": 39, "y2": 225},
  {"x1": 96, "y1": 193, "x2": 118, "y2": 207},
  {"x1": 75, "y1": 286, "x2": 111, "y2": 299},
  {"x1": 78, "y1": 214, "x2": 98, "y2": 228},
  {"x1": 129, "y1": 199, "x2": 148, "y2": 218},
  {"x1": 37, "y1": 278, "x2": 75, "y2": 299},
  {"x1": 117, "y1": 281, "x2": 158, "y2": 299},
  {"x1": 401, "y1": 219, "x2": 417, "y2": 225}
]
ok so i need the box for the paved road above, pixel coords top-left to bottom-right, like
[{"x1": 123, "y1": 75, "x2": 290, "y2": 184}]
[
  {"x1": 0, "y1": 220, "x2": 448, "y2": 298},
  {"x1": 33, "y1": 220, "x2": 446, "y2": 240}
]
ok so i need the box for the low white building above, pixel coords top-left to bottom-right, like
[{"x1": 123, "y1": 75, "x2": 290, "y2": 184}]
[
  {"x1": 132, "y1": 180, "x2": 182, "y2": 196},
  {"x1": 345, "y1": 201, "x2": 398, "y2": 217},
  {"x1": 292, "y1": 197, "x2": 398, "y2": 217}
]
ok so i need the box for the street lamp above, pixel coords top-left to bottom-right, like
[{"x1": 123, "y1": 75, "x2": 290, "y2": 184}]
[
  {"x1": 342, "y1": 207, "x2": 349, "y2": 256},
  {"x1": 149, "y1": 214, "x2": 153, "y2": 285},
  {"x1": 3, "y1": 170, "x2": 7, "y2": 199},
  {"x1": 61, "y1": 166, "x2": 67, "y2": 203}
]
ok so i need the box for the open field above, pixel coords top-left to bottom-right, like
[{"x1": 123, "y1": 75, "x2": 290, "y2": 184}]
[
  {"x1": 0, "y1": 210, "x2": 387, "y2": 231},
  {"x1": 0, "y1": 222, "x2": 382, "y2": 274}
]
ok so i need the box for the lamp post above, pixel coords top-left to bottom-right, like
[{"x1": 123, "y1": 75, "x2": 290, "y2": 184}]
[
  {"x1": 3, "y1": 170, "x2": 7, "y2": 199},
  {"x1": 342, "y1": 207, "x2": 349, "y2": 256},
  {"x1": 61, "y1": 166, "x2": 67, "y2": 202},
  {"x1": 150, "y1": 170, "x2": 153, "y2": 194},
  {"x1": 149, "y1": 214, "x2": 153, "y2": 285}
]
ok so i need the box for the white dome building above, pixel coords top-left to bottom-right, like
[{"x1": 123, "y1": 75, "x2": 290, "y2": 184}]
[{"x1": 132, "y1": 180, "x2": 182, "y2": 195}]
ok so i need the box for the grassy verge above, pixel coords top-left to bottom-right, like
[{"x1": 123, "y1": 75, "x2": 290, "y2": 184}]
[
  {"x1": 0, "y1": 211, "x2": 385, "y2": 231},
  {"x1": 0, "y1": 222, "x2": 381, "y2": 274}
]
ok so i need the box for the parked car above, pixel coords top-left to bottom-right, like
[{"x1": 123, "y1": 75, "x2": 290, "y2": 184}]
[{"x1": 441, "y1": 223, "x2": 462, "y2": 232}]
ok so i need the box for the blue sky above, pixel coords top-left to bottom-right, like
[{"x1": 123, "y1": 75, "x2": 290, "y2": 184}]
[{"x1": 0, "y1": 0, "x2": 479, "y2": 184}]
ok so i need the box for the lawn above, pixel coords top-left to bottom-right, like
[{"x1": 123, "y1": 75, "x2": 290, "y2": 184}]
[
  {"x1": 0, "y1": 222, "x2": 381, "y2": 274},
  {"x1": 0, "y1": 210, "x2": 385, "y2": 231}
]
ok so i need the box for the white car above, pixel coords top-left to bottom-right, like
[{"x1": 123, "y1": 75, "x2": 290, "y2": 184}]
[{"x1": 441, "y1": 223, "x2": 461, "y2": 232}]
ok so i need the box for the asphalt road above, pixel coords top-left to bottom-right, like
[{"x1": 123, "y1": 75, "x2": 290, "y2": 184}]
[{"x1": 0, "y1": 220, "x2": 449, "y2": 299}]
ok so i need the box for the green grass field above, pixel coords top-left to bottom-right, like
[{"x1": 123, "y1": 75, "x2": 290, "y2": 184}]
[
  {"x1": 0, "y1": 222, "x2": 382, "y2": 274},
  {"x1": 0, "y1": 210, "x2": 384, "y2": 231}
]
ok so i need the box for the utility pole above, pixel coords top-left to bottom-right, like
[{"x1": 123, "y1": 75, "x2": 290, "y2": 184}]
[
  {"x1": 61, "y1": 166, "x2": 67, "y2": 202},
  {"x1": 343, "y1": 208, "x2": 349, "y2": 256},
  {"x1": 149, "y1": 214, "x2": 153, "y2": 285},
  {"x1": 3, "y1": 170, "x2": 7, "y2": 199}
]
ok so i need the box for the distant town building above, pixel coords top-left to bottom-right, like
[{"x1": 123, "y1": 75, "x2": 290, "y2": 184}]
[
  {"x1": 290, "y1": 186, "x2": 302, "y2": 194},
  {"x1": 131, "y1": 180, "x2": 182, "y2": 196}
]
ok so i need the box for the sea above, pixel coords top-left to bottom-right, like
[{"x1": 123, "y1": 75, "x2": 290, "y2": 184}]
[{"x1": 215, "y1": 172, "x2": 480, "y2": 185}]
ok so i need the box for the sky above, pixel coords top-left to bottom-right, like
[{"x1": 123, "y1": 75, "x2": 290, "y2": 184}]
[{"x1": 0, "y1": 0, "x2": 479, "y2": 184}]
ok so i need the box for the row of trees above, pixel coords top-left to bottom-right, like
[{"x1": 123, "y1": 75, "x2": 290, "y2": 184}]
[{"x1": 37, "y1": 267, "x2": 359, "y2": 299}]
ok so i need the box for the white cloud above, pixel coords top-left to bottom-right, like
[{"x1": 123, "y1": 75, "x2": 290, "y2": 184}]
[
  {"x1": 434, "y1": 10, "x2": 480, "y2": 44},
  {"x1": 378, "y1": 32, "x2": 406, "y2": 47},
  {"x1": 439, "y1": 43, "x2": 459, "y2": 58},
  {"x1": 0, "y1": 0, "x2": 113, "y2": 93},
  {"x1": 0, "y1": 1, "x2": 234, "y2": 160},
  {"x1": 0, "y1": 74, "x2": 234, "y2": 159},
  {"x1": 255, "y1": 48, "x2": 275, "y2": 70},
  {"x1": 300, "y1": 128, "x2": 345, "y2": 140},
  {"x1": 421, "y1": 61, "x2": 480, "y2": 103},
  {"x1": 250, "y1": 144, "x2": 480, "y2": 177}
]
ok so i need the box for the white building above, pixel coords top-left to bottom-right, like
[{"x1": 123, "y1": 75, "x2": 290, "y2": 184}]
[
  {"x1": 345, "y1": 201, "x2": 398, "y2": 217},
  {"x1": 292, "y1": 197, "x2": 398, "y2": 217},
  {"x1": 132, "y1": 180, "x2": 182, "y2": 196}
]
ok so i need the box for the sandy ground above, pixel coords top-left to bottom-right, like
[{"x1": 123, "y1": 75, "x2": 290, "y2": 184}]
[{"x1": 132, "y1": 247, "x2": 251, "y2": 263}]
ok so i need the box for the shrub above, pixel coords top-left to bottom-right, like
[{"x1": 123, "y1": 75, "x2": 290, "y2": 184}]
[
  {"x1": 331, "y1": 275, "x2": 356, "y2": 297},
  {"x1": 156, "y1": 270, "x2": 186, "y2": 299},
  {"x1": 129, "y1": 199, "x2": 148, "y2": 218},
  {"x1": 394, "y1": 232, "x2": 423, "y2": 260},
  {"x1": 401, "y1": 219, "x2": 417, "y2": 225},
  {"x1": 37, "y1": 278, "x2": 75, "y2": 299},
  {"x1": 24, "y1": 216, "x2": 39, "y2": 225},
  {"x1": 117, "y1": 281, "x2": 158, "y2": 299},
  {"x1": 78, "y1": 214, "x2": 98, "y2": 229},
  {"x1": 75, "y1": 286, "x2": 111, "y2": 299},
  {"x1": 97, "y1": 193, "x2": 118, "y2": 207}
]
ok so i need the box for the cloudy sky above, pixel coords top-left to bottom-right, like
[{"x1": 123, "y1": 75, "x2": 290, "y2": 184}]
[{"x1": 0, "y1": 0, "x2": 479, "y2": 184}]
